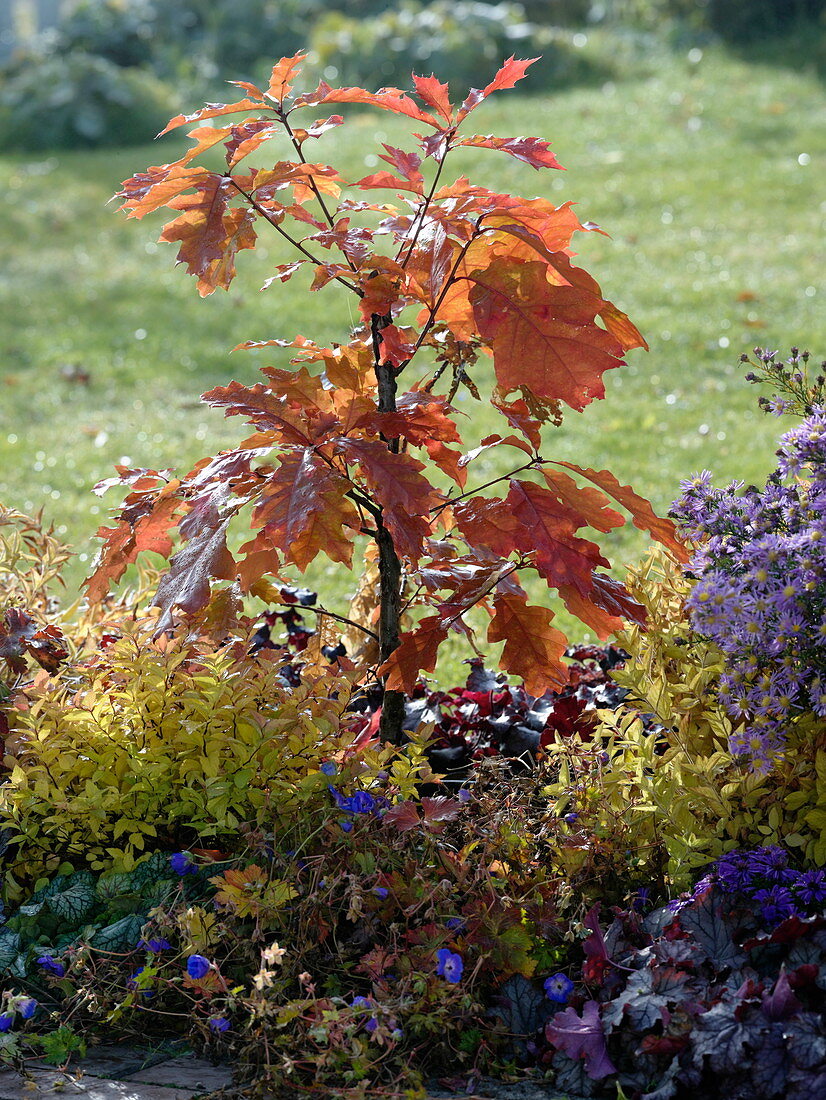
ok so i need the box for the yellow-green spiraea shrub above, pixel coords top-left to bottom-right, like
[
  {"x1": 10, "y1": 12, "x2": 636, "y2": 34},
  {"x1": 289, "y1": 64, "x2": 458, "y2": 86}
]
[
  {"x1": 545, "y1": 546, "x2": 826, "y2": 898},
  {"x1": 0, "y1": 625, "x2": 428, "y2": 898}
]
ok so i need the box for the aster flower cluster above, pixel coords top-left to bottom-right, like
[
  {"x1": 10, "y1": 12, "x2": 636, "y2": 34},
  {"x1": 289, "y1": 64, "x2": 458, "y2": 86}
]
[
  {"x1": 687, "y1": 845, "x2": 826, "y2": 927},
  {"x1": 670, "y1": 378, "x2": 826, "y2": 770}
]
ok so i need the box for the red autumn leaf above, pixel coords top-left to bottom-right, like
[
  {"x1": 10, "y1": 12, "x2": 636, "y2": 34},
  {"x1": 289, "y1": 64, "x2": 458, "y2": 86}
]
[
  {"x1": 197, "y1": 207, "x2": 257, "y2": 294},
  {"x1": 0, "y1": 610, "x2": 68, "y2": 675},
  {"x1": 116, "y1": 164, "x2": 211, "y2": 220},
  {"x1": 487, "y1": 591, "x2": 569, "y2": 696},
  {"x1": 356, "y1": 170, "x2": 423, "y2": 195},
  {"x1": 457, "y1": 56, "x2": 539, "y2": 122},
  {"x1": 224, "y1": 119, "x2": 278, "y2": 169},
  {"x1": 540, "y1": 468, "x2": 625, "y2": 535},
  {"x1": 370, "y1": 391, "x2": 461, "y2": 447},
  {"x1": 378, "y1": 324, "x2": 418, "y2": 368},
  {"x1": 556, "y1": 574, "x2": 646, "y2": 640},
  {"x1": 357, "y1": 270, "x2": 402, "y2": 322},
  {"x1": 158, "y1": 174, "x2": 233, "y2": 290},
  {"x1": 455, "y1": 134, "x2": 563, "y2": 171},
  {"x1": 252, "y1": 449, "x2": 359, "y2": 571},
  {"x1": 158, "y1": 97, "x2": 268, "y2": 137},
  {"x1": 469, "y1": 259, "x2": 626, "y2": 411},
  {"x1": 202, "y1": 381, "x2": 327, "y2": 446},
  {"x1": 378, "y1": 143, "x2": 424, "y2": 183},
  {"x1": 412, "y1": 74, "x2": 453, "y2": 122},
  {"x1": 85, "y1": 491, "x2": 182, "y2": 602},
  {"x1": 153, "y1": 510, "x2": 236, "y2": 634},
  {"x1": 294, "y1": 82, "x2": 443, "y2": 129},
  {"x1": 380, "y1": 614, "x2": 449, "y2": 692},
  {"x1": 550, "y1": 461, "x2": 688, "y2": 559},
  {"x1": 382, "y1": 801, "x2": 422, "y2": 833},
  {"x1": 421, "y1": 796, "x2": 464, "y2": 824},
  {"x1": 266, "y1": 52, "x2": 308, "y2": 104},
  {"x1": 452, "y1": 496, "x2": 523, "y2": 561},
  {"x1": 505, "y1": 479, "x2": 610, "y2": 592},
  {"x1": 292, "y1": 115, "x2": 344, "y2": 145}
]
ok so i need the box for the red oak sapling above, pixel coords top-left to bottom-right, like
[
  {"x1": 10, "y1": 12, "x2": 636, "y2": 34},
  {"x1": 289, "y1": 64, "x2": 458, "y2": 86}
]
[{"x1": 87, "y1": 52, "x2": 684, "y2": 742}]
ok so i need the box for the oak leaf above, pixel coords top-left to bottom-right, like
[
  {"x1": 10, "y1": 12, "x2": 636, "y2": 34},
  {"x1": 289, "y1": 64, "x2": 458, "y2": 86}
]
[
  {"x1": 252, "y1": 449, "x2": 359, "y2": 571},
  {"x1": 487, "y1": 591, "x2": 569, "y2": 695}
]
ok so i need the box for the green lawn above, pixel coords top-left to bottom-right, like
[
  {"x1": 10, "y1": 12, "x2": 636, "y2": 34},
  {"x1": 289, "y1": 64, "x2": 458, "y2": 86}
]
[{"x1": 1, "y1": 42, "x2": 824, "y2": 677}]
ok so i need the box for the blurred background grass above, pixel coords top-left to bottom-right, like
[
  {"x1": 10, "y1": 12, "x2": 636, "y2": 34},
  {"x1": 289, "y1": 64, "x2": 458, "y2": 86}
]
[{"x1": 1, "y1": 1, "x2": 824, "y2": 676}]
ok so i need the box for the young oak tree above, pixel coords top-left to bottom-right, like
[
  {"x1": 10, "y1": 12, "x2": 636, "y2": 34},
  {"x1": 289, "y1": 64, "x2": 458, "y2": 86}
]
[{"x1": 87, "y1": 53, "x2": 684, "y2": 743}]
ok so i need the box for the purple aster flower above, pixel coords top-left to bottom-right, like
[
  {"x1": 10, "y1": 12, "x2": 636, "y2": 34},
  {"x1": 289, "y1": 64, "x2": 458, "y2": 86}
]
[
  {"x1": 36, "y1": 955, "x2": 65, "y2": 977},
  {"x1": 753, "y1": 886, "x2": 798, "y2": 926},
  {"x1": 0, "y1": 1014, "x2": 13, "y2": 1034},
  {"x1": 170, "y1": 852, "x2": 196, "y2": 876},
  {"x1": 435, "y1": 948, "x2": 464, "y2": 983},
  {"x1": 186, "y1": 955, "x2": 211, "y2": 980},
  {"x1": 209, "y1": 1016, "x2": 231, "y2": 1033},
  {"x1": 792, "y1": 870, "x2": 826, "y2": 907},
  {"x1": 544, "y1": 972, "x2": 575, "y2": 1004},
  {"x1": 17, "y1": 999, "x2": 37, "y2": 1020}
]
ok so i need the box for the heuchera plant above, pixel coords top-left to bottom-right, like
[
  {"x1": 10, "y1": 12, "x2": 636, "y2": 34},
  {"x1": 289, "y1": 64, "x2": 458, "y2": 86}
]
[
  {"x1": 539, "y1": 864, "x2": 826, "y2": 1100},
  {"x1": 87, "y1": 52, "x2": 683, "y2": 742},
  {"x1": 671, "y1": 348, "x2": 826, "y2": 771}
]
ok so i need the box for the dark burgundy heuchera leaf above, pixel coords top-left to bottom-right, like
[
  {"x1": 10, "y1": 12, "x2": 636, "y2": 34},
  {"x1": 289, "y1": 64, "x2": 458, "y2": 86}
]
[
  {"x1": 690, "y1": 1001, "x2": 754, "y2": 1074},
  {"x1": 545, "y1": 999, "x2": 617, "y2": 1080},
  {"x1": 677, "y1": 887, "x2": 747, "y2": 968},
  {"x1": 762, "y1": 967, "x2": 802, "y2": 1021},
  {"x1": 488, "y1": 974, "x2": 555, "y2": 1058}
]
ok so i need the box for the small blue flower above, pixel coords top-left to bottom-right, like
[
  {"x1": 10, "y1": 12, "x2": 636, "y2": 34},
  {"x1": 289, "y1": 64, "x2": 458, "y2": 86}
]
[
  {"x1": 365, "y1": 1016, "x2": 378, "y2": 1033},
  {"x1": 390, "y1": 1027, "x2": 404, "y2": 1041},
  {"x1": 170, "y1": 852, "x2": 196, "y2": 876},
  {"x1": 137, "y1": 937, "x2": 172, "y2": 953},
  {"x1": 373, "y1": 886, "x2": 389, "y2": 898},
  {"x1": 340, "y1": 819, "x2": 353, "y2": 833},
  {"x1": 209, "y1": 1016, "x2": 230, "y2": 1033},
  {"x1": 186, "y1": 955, "x2": 211, "y2": 980},
  {"x1": 456, "y1": 788, "x2": 472, "y2": 804},
  {"x1": 435, "y1": 948, "x2": 464, "y2": 983},
  {"x1": 563, "y1": 812, "x2": 579, "y2": 825},
  {"x1": 544, "y1": 972, "x2": 574, "y2": 1003},
  {"x1": 17, "y1": 998, "x2": 37, "y2": 1020},
  {"x1": 445, "y1": 917, "x2": 465, "y2": 931},
  {"x1": 320, "y1": 761, "x2": 337, "y2": 776},
  {"x1": 0, "y1": 1013, "x2": 13, "y2": 1033},
  {"x1": 36, "y1": 955, "x2": 65, "y2": 977}
]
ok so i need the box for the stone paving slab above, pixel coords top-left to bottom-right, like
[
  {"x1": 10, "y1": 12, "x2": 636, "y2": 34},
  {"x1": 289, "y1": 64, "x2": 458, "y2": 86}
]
[
  {"x1": 126, "y1": 1058, "x2": 233, "y2": 1093},
  {"x1": 0, "y1": 1068, "x2": 205, "y2": 1100}
]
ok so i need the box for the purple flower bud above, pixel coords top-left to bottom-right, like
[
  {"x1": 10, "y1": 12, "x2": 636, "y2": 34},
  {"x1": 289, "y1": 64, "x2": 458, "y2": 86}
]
[
  {"x1": 340, "y1": 819, "x2": 353, "y2": 833},
  {"x1": 36, "y1": 955, "x2": 65, "y2": 977},
  {"x1": 186, "y1": 955, "x2": 211, "y2": 980},
  {"x1": 170, "y1": 852, "x2": 196, "y2": 876}
]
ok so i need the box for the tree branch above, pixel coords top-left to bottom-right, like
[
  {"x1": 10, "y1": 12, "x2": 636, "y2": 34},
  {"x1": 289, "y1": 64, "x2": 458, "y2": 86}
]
[{"x1": 225, "y1": 177, "x2": 361, "y2": 296}]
